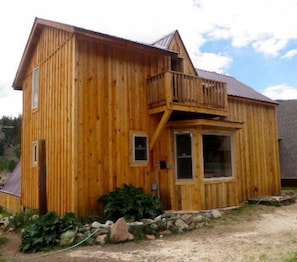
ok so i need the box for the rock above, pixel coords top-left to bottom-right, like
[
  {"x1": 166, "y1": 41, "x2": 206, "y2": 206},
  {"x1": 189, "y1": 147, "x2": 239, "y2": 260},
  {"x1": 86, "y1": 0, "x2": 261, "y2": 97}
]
[
  {"x1": 174, "y1": 218, "x2": 189, "y2": 232},
  {"x1": 110, "y1": 217, "x2": 130, "y2": 243},
  {"x1": 159, "y1": 229, "x2": 172, "y2": 235},
  {"x1": 91, "y1": 221, "x2": 103, "y2": 228},
  {"x1": 166, "y1": 220, "x2": 174, "y2": 229},
  {"x1": 154, "y1": 215, "x2": 162, "y2": 221},
  {"x1": 0, "y1": 217, "x2": 10, "y2": 228},
  {"x1": 60, "y1": 230, "x2": 77, "y2": 246},
  {"x1": 145, "y1": 234, "x2": 155, "y2": 240},
  {"x1": 105, "y1": 220, "x2": 114, "y2": 227},
  {"x1": 150, "y1": 223, "x2": 158, "y2": 230},
  {"x1": 192, "y1": 214, "x2": 206, "y2": 223},
  {"x1": 181, "y1": 214, "x2": 193, "y2": 225},
  {"x1": 128, "y1": 233, "x2": 134, "y2": 241},
  {"x1": 211, "y1": 209, "x2": 222, "y2": 218},
  {"x1": 95, "y1": 234, "x2": 108, "y2": 245}
]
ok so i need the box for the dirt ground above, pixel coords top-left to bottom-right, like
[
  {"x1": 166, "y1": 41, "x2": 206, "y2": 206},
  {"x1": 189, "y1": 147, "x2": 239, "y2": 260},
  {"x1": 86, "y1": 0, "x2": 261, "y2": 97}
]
[{"x1": 2, "y1": 203, "x2": 297, "y2": 262}]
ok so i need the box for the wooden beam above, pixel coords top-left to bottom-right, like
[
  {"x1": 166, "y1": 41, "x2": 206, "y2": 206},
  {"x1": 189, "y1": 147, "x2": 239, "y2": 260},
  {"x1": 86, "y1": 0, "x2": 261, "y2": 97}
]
[{"x1": 150, "y1": 109, "x2": 172, "y2": 150}]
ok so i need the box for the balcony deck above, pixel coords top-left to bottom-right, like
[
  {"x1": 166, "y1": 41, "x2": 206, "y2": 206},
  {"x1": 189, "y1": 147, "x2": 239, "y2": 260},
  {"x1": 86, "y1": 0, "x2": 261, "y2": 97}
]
[{"x1": 147, "y1": 71, "x2": 228, "y2": 117}]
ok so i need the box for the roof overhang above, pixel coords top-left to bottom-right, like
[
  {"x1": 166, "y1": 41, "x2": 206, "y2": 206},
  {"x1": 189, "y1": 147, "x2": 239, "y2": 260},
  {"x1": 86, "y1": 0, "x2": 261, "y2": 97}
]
[{"x1": 12, "y1": 17, "x2": 178, "y2": 90}]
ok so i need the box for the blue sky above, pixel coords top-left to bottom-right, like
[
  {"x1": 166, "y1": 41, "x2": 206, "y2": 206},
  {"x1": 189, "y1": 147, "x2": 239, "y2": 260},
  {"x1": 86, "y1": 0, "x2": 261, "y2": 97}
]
[{"x1": 1, "y1": 0, "x2": 297, "y2": 117}]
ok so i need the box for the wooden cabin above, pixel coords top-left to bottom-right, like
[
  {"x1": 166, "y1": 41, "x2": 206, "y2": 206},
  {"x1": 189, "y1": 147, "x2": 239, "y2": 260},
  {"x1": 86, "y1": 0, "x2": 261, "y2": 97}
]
[{"x1": 12, "y1": 18, "x2": 280, "y2": 217}]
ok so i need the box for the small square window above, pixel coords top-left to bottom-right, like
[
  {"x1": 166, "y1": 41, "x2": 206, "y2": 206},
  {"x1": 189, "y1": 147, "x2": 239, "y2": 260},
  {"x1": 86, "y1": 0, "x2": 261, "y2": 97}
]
[{"x1": 131, "y1": 133, "x2": 149, "y2": 165}]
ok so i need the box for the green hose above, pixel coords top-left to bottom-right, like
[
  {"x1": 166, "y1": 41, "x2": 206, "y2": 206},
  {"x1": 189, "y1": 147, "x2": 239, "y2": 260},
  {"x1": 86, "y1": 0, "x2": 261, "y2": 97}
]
[{"x1": 13, "y1": 227, "x2": 102, "y2": 261}]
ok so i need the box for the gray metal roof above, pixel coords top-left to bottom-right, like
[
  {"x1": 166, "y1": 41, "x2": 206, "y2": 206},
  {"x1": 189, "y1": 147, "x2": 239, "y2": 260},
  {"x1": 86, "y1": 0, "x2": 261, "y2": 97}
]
[
  {"x1": 196, "y1": 69, "x2": 276, "y2": 104},
  {"x1": 152, "y1": 31, "x2": 176, "y2": 49},
  {"x1": 0, "y1": 161, "x2": 21, "y2": 197},
  {"x1": 277, "y1": 100, "x2": 297, "y2": 179}
]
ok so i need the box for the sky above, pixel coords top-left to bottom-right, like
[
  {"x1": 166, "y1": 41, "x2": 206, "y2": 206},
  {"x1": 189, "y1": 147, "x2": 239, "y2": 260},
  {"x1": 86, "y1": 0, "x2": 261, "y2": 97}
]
[{"x1": 1, "y1": 0, "x2": 297, "y2": 117}]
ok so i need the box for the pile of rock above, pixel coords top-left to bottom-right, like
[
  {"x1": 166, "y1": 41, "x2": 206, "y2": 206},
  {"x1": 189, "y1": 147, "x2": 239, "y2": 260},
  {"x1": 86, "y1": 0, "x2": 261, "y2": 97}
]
[{"x1": 60, "y1": 209, "x2": 223, "y2": 246}]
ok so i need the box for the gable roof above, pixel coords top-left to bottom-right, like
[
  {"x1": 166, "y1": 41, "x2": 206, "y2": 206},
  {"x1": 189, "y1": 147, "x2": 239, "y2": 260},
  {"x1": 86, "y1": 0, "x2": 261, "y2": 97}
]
[
  {"x1": 196, "y1": 69, "x2": 276, "y2": 104},
  {"x1": 152, "y1": 31, "x2": 176, "y2": 49},
  {"x1": 13, "y1": 17, "x2": 178, "y2": 90}
]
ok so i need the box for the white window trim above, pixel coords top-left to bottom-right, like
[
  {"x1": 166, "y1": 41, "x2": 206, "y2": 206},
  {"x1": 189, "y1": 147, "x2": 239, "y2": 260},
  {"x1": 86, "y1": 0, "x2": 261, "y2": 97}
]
[
  {"x1": 130, "y1": 132, "x2": 149, "y2": 167},
  {"x1": 202, "y1": 132, "x2": 235, "y2": 181}
]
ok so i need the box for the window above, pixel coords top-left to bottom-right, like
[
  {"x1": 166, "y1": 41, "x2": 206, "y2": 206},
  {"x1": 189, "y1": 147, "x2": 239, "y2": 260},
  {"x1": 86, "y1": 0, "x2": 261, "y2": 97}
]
[
  {"x1": 132, "y1": 134, "x2": 148, "y2": 163},
  {"x1": 203, "y1": 134, "x2": 233, "y2": 179},
  {"x1": 32, "y1": 142, "x2": 38, "y2": 165},
  {"x1": 175, "y1": 132, "x2": 193, "y2": 180},
  {"x1": 32, "y1": 67, "x2": 39, "y2": 109}
]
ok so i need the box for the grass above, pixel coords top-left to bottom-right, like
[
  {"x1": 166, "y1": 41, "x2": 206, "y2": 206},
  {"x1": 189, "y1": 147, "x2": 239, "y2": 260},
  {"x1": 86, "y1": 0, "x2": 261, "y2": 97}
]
[{"x1": 284, "y1": 252, "x2": 297, "y2": 262}]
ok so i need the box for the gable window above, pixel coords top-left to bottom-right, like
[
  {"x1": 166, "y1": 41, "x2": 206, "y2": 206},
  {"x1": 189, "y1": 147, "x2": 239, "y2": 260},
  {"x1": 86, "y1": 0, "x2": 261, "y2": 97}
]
[
  {"x1": 133, "y1": 134, "x2": 148, "y2": 162},
  {"x1": 32, "y1": 67, "x2": 39, "y2": 109},
  {"x1": 32, "y1": 142, "x2": 38, "y2": 165},
  {"x1": 174, "y1": 132, "x2": 193, "y2": 180},
  {"x1": 203, "y1": 134, "x2": 233, "y2": 179}
]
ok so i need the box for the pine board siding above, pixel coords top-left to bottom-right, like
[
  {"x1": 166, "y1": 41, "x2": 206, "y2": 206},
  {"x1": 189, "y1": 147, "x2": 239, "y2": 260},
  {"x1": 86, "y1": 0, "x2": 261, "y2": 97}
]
[
  {"x1": 227, "y1": 98, "x2": 281, "y2": 201},
  {"x1": 13, "y1": 18, "x2": 280, "y2": 217},
  {"x1": 74, "y1": 37, "x2": 167, "y2": 216},
  {"x1": 0, "y1": 193, "x2": 21, "y2": 213},
  {"x1": 21, "y1": 27, "x2": 74, "y2": 215}
]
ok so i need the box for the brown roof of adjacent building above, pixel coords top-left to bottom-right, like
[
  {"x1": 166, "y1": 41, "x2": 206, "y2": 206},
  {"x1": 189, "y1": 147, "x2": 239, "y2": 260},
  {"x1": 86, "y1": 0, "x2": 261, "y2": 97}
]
[{"x1": 196, "y1": 69, "x2": 277, "y2": 104}]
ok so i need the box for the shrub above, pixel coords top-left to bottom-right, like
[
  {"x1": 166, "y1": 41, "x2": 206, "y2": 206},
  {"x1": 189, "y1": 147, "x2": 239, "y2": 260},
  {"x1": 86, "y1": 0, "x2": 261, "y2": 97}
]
[
  {"x1": 99, "y1": 184, "x2": 163, "y2": 222},
  {"x1": 20, "y1": 211, "x2": 80, "y2": 253},
  {"x1": 8, "y1": 209, "x2": 39, "y2": 232}
]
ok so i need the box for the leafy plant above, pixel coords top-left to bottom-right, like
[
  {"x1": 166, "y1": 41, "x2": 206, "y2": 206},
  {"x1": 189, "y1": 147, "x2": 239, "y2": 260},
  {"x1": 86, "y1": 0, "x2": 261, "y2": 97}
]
[
  {"x1": 20, "y1": 211, "x2": 80, "y2": 253},
  {"x1": 99, "y1": 184, "x2": 163, "y2": 222},
  {"x1": 8, "y1": 209, "x2": 39, "y2": 232}
]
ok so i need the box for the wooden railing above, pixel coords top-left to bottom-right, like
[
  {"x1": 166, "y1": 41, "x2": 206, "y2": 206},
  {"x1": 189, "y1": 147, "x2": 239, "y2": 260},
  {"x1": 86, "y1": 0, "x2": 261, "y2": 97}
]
[{"x1": 147, "y1": 71, "x2": 227, "y2": 111}]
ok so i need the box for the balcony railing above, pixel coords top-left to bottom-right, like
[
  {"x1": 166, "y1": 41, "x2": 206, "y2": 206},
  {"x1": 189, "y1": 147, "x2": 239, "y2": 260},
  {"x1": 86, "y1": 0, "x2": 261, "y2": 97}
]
[{"x1": 147, "y1": 71, "x2": 228, "y2": 114}]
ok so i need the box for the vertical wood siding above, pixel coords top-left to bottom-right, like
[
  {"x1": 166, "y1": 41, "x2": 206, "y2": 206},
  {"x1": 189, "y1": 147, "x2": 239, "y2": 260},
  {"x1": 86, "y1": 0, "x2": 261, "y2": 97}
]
[
  {"x1": 0, "y1": 192, "x2": 21, "y2": 213},
  {"x1": 20, "y1": 25, "x2": 280, "y2": 216},
  {"x1": 156, "y1": 98, "x2": 280, "y2": 211},
  {"x1": 21, "y1": 27, "x2": 74, "y2": 215},
  {"x1": 75, "y1": 37, "x2": 167, "y2": 216}
]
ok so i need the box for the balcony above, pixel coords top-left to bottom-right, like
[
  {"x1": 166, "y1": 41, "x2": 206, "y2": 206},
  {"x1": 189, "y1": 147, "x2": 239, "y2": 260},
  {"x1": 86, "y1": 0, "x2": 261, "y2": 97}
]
[{"x1": 147, "y1": 71, "x2": 228, "y2": 117}]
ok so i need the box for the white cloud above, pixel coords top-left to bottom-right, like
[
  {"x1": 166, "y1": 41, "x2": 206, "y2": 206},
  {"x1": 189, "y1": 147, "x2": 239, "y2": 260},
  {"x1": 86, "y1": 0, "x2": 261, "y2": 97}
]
[
  {"x1": 196, "y1": 0, "x2": 297, "y2": 56},
  {"x1": 252, "y1": 38, "x2": 288, "y2": 57},
  {"x1": 193, "y1": 52, "x2": 232, "y2": 74},
  {"x1": 262, "y1": 84, "x2": 297, "y2": 100},
  {"x1": 281, "y1": 49, "x2": 297, "y2": 59}
]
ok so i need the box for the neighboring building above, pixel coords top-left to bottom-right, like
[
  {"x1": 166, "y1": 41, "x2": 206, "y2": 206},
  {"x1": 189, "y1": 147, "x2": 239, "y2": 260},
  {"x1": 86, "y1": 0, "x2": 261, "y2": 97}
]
[
  {"x1": 11, "y1": 18, "x2": 280, "y2": 216},
  {"x1": 277, "y1": 100, "x2": 297, "y2": 186}
]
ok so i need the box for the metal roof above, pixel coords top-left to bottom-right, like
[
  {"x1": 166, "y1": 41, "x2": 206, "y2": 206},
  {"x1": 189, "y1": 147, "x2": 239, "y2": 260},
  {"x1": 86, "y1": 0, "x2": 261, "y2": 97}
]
[
  {"x1": 196, "y1": 69, "x2": 276, "y2": 104},
  {"x1": 152, "y1": 31, "x2": 176, "y2": 49},
  {"x1": 0, "y1": 161, "x2": 21, "y2": 197}
]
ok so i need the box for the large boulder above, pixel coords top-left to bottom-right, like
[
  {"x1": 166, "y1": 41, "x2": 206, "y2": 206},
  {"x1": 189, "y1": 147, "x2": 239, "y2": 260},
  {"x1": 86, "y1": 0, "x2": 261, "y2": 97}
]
[{"x1": 110, "y1": 217, "x2": 134, "y2": 243}]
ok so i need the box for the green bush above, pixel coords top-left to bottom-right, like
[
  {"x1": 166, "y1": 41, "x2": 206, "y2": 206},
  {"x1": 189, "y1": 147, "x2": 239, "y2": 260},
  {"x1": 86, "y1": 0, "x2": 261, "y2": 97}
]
[
  {"x1": 99, "y1": 184, "x2": 163, "y2": 222},
  {"x1": 8, "y1": 209, "x2": 39, "y2": 232},
  {"x1": 20, "y1": 211, "x2": 80, "y2": 253}
]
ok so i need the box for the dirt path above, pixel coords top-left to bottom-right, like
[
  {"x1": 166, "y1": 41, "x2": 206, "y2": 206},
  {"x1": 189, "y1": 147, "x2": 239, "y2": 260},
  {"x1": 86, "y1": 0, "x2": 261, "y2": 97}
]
[{"x1": 2, "y1": 203, "x2": 297, "y2": 261}]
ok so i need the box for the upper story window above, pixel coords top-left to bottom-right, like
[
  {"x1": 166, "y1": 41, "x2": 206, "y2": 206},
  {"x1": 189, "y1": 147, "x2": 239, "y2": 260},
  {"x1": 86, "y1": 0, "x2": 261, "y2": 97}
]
[{"x1": 32, "y1": 67, "x2": 39, "y2": 109}]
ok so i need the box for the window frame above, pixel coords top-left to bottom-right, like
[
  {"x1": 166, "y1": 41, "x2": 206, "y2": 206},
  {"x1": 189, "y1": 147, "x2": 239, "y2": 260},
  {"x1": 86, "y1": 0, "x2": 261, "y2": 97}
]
[
  {"x1": 130, "y1": 132, "x2": 149, "y2": 166},
  {"x1": 32, "y1": 141, "x2": 38, "y2": 166},
  {"x1": 32, "y1": 67, "x2": 39, "y2": 109},
  {"x1": 174, "y1": 131, "x2": 194, "y2": 181},
  {"x1": 202, "y1": 132, "x2": 234, "y2": 180}
]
